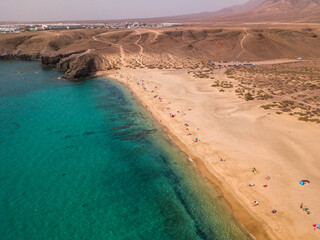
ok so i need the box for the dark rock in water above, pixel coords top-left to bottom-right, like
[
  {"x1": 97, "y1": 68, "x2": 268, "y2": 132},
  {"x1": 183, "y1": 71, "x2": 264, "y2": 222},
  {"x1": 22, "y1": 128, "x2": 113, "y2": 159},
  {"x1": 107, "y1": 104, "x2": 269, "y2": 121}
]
[
  {"x1": 122, "y1": 134, "x2": 141, "y2": 141},
  {"x1": 63, "y1": 145, "x2": 74, "y2": 149},
  {"x1": 96, "y1": 103, "x2": 114, "y2": 109},
  {"x1": 114, "y1": 130, "x2": 136, "y2": 136},
  {"x1": 111, "y1": 124, "x2": 133, "y2": 131},
  {"x1": 122, "y1": 129, "x2": 157, "y2": 141},
  {"x1": 82, "y1": 131, "x2": 95, "y2": 136},
  {"x1": 129, "y1": 112, "x2": 139, "y2": 117},
  {"x1": 62, "y1": 173, "x2": 66, "y2": 177},
  {"x1": 64, "y1": 135, "x2": 72, "y2": 139}
]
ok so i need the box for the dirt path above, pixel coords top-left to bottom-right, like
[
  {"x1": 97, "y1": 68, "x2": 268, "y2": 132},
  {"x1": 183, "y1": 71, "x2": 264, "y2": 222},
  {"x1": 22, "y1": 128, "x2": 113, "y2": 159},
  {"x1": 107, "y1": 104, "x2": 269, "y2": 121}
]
[
  {"x1": 148, "y1": 29, "x2": 161, "y2": 42},
  {"x1": 133, "y1": 30, "x2": 145, "y2": 66},
  {"x1": 92, "y1": 33, "x2": 128, "y2": 66},
  {"x1": 92, "y1": 31, "x2": 145, "y2": 67},
  {"x1": 251, "y1": 59, "x2": 302, "y2": 65},
  {"x1": 167, "y1": 53, "x2": 174, "y2": 61},
  {"x1": 118, "y1": 45, "x2": 128, "y2": 66},
  {"x1": 234, "y1": 27, "x2": 249, "y2": 60}
]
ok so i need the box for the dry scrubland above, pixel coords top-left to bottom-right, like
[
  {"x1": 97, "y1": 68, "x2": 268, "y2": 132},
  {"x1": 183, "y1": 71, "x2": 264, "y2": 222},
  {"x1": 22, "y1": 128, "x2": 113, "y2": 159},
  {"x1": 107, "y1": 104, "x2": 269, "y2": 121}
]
[{"x1": 223, "y1": 61, "x2": 320, "y2": 123}]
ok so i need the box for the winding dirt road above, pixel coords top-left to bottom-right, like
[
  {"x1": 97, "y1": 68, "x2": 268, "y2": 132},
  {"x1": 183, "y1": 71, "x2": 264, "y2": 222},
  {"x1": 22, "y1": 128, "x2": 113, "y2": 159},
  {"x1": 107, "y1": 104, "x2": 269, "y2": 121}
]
[
  {"x1": 134, "y1": 31, "x2": 144, "y2": 65},
  {"x1": 234, "y1": 27, "x2": 249, "y2": 60}
]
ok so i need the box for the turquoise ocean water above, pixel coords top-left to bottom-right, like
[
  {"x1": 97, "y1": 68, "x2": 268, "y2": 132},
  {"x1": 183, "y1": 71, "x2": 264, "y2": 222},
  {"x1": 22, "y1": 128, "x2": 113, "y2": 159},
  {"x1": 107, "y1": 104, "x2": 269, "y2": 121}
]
[{"x1": 0, "y1": 61, "x2": 250, "y2": 240}]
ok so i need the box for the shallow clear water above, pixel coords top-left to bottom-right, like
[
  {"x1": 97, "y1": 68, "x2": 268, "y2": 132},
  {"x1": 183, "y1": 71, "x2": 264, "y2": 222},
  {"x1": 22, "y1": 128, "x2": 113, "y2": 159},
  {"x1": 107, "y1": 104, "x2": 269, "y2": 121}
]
[{"x1": 0, "y1": 61, "x2": 250, "y2": 240}]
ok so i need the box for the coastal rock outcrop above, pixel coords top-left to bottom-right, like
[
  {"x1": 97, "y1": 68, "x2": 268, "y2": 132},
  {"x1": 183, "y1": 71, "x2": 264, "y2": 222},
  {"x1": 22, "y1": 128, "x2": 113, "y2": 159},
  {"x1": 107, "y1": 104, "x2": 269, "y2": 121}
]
[
  {"x1": 62, "y1": 53, "x2": 109, "y2": 79},
  {"x1": 41, "y1": 51, "x2": 86, "y2": 66},
  {"x1": 0, "y1": 52, "x2": 40, "y2": 61},
  {"x1": 0, "y1": 49, "x2": 110, "y2": 79}
]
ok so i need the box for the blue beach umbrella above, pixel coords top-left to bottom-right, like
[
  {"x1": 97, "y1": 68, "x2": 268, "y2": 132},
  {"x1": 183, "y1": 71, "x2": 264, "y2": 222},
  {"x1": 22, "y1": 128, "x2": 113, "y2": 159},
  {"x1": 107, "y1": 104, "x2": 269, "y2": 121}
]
[{"x1": 299, "y1": 181, "x2": 305, "y2": 185}]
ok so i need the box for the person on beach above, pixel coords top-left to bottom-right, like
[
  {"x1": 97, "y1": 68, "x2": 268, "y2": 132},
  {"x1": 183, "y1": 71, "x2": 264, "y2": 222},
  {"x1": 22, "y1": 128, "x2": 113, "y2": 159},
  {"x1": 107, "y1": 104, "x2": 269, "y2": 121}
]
[
  {"x1": 299, "y1": 180, "x2": 310, "y2": 185},
  {"x1": 251, "y1": 167, "x2": 257, "y2": 173},
  {"x1": 313, "y1": 224, "x2": 320, "y2": 230},
  {"x1": 300, "y1": 203, "x2": 311, "y2": 214},
  {"x1": 253, "y1": 201, "x2": 259, "y2": 206}
]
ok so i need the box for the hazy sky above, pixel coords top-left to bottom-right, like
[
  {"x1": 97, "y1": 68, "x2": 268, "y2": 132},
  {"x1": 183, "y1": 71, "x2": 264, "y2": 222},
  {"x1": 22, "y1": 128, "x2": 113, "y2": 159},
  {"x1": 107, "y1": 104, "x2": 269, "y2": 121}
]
[{"x1": 0, "y1": 0, "x2": 249, "y2": 22}]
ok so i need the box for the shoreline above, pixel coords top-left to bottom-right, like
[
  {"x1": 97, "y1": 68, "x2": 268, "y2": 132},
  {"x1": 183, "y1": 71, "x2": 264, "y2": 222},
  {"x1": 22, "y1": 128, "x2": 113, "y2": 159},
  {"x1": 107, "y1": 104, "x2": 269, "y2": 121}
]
[
  {"x1": 1, "y1": 24, "x2": 320, "y2": 239},
  {"x1": 145, "y1": 108, "x2": 270, "y2": 240},
  {"x1": 97, "y1": 67, "x2": 320, "y2": 240},
  {"x1": 100, "y1": 70, "x2": 272, "y2": 240}
]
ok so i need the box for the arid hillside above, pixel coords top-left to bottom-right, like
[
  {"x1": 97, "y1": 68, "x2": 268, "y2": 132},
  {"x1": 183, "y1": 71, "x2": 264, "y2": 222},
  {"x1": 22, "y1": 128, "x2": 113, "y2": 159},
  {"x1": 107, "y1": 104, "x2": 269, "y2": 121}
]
[
  {"x1": 147, "y1": 0, "x2": 265, "y2": 22},
  {"x1": 1, "y1": 26, "x2": 320, "y2": 78},
  {"x1": 193, "y1": 0, "x2": 320, "y2": 23}
]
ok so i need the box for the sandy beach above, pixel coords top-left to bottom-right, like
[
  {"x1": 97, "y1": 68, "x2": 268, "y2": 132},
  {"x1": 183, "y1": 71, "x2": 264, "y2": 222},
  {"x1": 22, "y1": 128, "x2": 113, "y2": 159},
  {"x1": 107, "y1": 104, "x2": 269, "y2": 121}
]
[
  {"x1": 2, "y1": 0, "x2": 320, "y2": 238},
  {"x1": 99, "y1": 67, "x2": 320, "y2": 240}
]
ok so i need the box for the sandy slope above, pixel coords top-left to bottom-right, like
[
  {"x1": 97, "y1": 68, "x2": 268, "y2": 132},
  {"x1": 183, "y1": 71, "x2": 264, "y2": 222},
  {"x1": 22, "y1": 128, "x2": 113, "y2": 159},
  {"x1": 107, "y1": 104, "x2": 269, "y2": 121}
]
[{"x1": 100, "y1": 68, "x2": 320, "y2": 240}]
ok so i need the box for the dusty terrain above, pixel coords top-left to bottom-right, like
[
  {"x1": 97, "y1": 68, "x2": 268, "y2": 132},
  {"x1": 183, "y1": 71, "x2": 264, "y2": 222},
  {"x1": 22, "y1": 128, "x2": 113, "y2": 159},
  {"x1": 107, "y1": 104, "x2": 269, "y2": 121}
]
[{"x1": 1, "y1": 25, "x2": 320, "y2": 78}]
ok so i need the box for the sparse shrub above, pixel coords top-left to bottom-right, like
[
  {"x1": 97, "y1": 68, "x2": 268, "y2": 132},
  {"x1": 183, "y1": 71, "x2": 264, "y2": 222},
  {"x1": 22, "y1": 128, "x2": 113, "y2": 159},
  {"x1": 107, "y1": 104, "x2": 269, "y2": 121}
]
[
  {"x1": 211, "y1": 80, "x2": 220, "y2": 87},
  {"x1": 261, "y1": 105, "x2": 271, "y2": 110},
  {"x1": 245, "y1": 92, "x2": 254, "y2": 101},
  {"x1": 257, "y1": 33, "x2": 265, "y2": 40},
  {"x1": 225, "y1": 69, "x2": 233, "y2": 75},
  {"x1": 298, "y1": 117, "x2": 309, "y2": 122}
]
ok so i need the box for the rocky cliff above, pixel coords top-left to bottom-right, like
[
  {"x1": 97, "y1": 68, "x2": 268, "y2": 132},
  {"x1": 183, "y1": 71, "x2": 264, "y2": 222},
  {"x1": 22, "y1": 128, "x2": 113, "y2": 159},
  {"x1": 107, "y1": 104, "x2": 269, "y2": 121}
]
[
  {"x1": 0, "y1": 50, "x2": 109, "y2": 79},
  {"x1": 0, "y1": 30, "x2": 112, "y2": 79}
]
